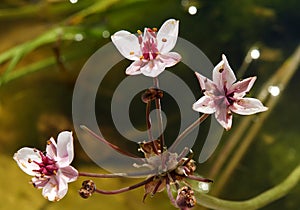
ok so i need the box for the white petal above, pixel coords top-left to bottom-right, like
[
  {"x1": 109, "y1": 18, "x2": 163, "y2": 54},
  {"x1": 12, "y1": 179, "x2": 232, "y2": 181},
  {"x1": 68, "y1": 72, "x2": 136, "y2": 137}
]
[
  {"x1": 215, "y1": 105, "x2": 232, "y2": 131},
  {"x1": 111, "y1": 30, "x2": 141, "y2": 60},
  {"x1": 32, "y1": 177, "x2": 49, "y2": 189},
  {"x1": 125, "y1": 60, "x2": 143, "y2": 75},
  {"x1": 140, "y1": 60, "x2": 166, "y2": 77},
  {"x1": 193, "y1": 96, "x2": 216, "y2": 114},
  {"x1": 60, "y1": 166, "x2": 78, "y2": 183},
  {"x1": 57, "y1": 173, "x2": 69, "y2": 200},
  {"x1": 13, "y1": 147, "x2": 41, "y2": 176},
  {"x1": 195, "y1": 72, "x2": 216, "y2": 93},
  {"x1": 230, "y1": 77, "x2": 256, "y2": 98},
  {"x1": 231, "y1": 98, "x2": 268, "y2": 115},
  {"x1": 213, "y1": 54, "x2": 236, "y2": 89},
  {"x1": 56, "y1": 131, "x2": 74, "y2": 167},
  {"x1": 159, "y1": 52, "x2": 181, "y2": 67},
  {"x1": 157, "y1": 19, "x2": 179, "y2": 53},
  {"x1": 46, "y1": 137, "x2": 57, "y2": 159},
  {"x1": 42, "y1": 177, "x2": 59, "y2": 201}
]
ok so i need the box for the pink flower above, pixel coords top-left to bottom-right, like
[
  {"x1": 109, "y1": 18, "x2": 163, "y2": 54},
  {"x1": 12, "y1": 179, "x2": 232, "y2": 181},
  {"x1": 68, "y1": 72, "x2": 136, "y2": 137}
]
[
  {"x1": 111, "y1": 19, "x2": 181, "y2": 77},
  {"x1": 193, "y1": 54, "x2": 268, "y2": 130},
  {"x1": 13, "y1": 131, "x2": 78, "y2": 201}
]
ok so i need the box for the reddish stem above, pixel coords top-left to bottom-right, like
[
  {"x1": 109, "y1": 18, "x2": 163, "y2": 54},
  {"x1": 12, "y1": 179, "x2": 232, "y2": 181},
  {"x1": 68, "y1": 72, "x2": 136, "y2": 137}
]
[
  {"x1": 169, "y1": 114, "x2": 210, "y2": 152},
  {"x1": 80, "y1": 125, "x2": 138, "y2": 158},
  {"x1": 187, "y1": 175, "x2": 213, "y2": 183},
  {"x1": 153, "y1": 77, "x2": 165, "y2": 153},
  {"x1": 78, "y1": 172, "x2": 126, "y2": 178},
  {"x1": 166, "y1": 173, "x2": 178, "y2": 207},
  {"x1": 94, "y1": 176, "x2": 154, "y2": 195}
]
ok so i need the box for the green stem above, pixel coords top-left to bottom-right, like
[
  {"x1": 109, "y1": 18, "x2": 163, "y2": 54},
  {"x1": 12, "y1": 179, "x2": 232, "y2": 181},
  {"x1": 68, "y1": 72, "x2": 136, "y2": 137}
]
[
  {"x1": 0, "y1": 26, "x2": 91, "y2": 64},
  {"x1": 196, "y1": 164, "x2": 300, "y2": 210},
  {"x1": 0, "y1": 1, "x2": 89, "y2": 20},
  {"x1": 0, "y1": 26, "x2": 103, "y2": 85},
  {"x1": 0, "y1": 52, "x2": 78, "y2": 85},
  {"x1": 66, "y1": 0, "x2": 120, "y2": 25}
]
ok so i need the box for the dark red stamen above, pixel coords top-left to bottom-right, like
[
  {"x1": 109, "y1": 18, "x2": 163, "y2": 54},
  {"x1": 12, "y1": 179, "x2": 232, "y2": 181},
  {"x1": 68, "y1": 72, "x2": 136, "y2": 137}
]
[
  {"x1": 224, "y1": 85, "x2": 235, "y2": 105},
  {"x1": 32, "y1": 152, "x2": 58, "y2": 176}
]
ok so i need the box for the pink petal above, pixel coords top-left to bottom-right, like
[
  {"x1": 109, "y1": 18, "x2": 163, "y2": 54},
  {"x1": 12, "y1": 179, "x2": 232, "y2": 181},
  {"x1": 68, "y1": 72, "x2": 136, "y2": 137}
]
[
  {"x1": 57, "y1": 174, "x2": 69, "y2": 200},
  {"x1": 56, "y1": 131, "x2": 74, "y2": 167},
  {"x1": 42, "y1": 177, "x2": 60, "y2": 201},
  {"x1": 140, "y1": 60, "x2": 166, "y2": 77},
  {"x1": 215, "y1": 101, "x2": 232, "y2": 130},
  {"x1": 195, "y1": 72, "x2": 216, "y2": 93},
  {"x1": 111, "y1": 30, "x2": 141, "y2": 60},
  {"x1": 46, "y1": 137, "x2": 57, "y2": 159},
  {"x1": 143, "y1": 27, "x2": 157, "y2": 43},
  {"x1": 125, "y1": 60, "x2": 143, "y2": 75},
  {"x1": 192, "y1": 96, "x2": 216, "y2": 114},
  {"x1": 60, "y1": 166, "x2": 78, "y2": 183},
  {"x1": 213, "y1": 54, "x2": 236, "y2": 89},
  {"x1": 230, "y1": 98, "x2": 268, "y2": 115},
  {"x1": 41, "y1": 171, "x2": 72, "y2": 201},
  {"x1": 32, "y1": 177, "x2": 49, "y2": 189},
  {"x1": 157, "y1": 19, "x2": 179, "y2": 53},
  {"x1": 159, "y1": 52, "x2": 181, "y2": 67},
  {"x1": 13, "y1": 147, "x2": 42, "y2": 176},
  {"x1": 230, "y1": 76, "x2": 256, "y2": 98}
]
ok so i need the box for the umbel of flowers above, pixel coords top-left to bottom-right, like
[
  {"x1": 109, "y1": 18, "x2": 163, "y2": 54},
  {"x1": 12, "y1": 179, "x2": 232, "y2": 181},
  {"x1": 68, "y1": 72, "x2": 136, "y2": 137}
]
[{"x1": 13, "y1": 19, "x2": 267, "y2": 209}]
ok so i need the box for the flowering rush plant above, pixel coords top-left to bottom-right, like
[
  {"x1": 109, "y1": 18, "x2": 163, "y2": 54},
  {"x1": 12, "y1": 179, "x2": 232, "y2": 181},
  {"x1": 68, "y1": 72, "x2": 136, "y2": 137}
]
[{"x1": 14, "y1": 18, "x2": 267, "y2": 209}]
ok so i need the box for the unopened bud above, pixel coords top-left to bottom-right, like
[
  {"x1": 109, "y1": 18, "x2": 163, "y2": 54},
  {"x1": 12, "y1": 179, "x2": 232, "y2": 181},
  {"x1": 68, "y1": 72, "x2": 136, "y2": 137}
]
[
  {"x1": 79, "y1": 180, "x2": 96, "y2": 199},
  {"x1": 141, "y1": 87, "x2": 163, "y2": 103},
  {"x1": 176, "y1": 186, "x2": 196, "y2": 209}
]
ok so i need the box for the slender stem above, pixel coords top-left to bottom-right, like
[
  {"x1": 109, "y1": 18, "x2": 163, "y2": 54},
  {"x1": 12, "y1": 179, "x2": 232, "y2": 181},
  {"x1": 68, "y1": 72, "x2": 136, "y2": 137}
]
[
  {"x1": 170, "y1": 114, "x2": 210, "y2": 152},
  {"x1": 187, "y1": 175, "x2": 213, "y2": 183},
  {"x1": 0, "y1": 1, "x2": 88, "y2": 20},
  {"x1": 80, "y1": 125, "x2": 139, "y2": 158},
  {"x1": 145, "y1": 101, "x2": 159, "y2": 154},
  {"x1": 0, "y1": 26, "x2": 103, "y2": 86},
  {"x1": 152, "y1": 179, "x2": 163, "y2": 195},
  {"x1": 65, "y1": 0, "x2": 120, "y2": 25},
  {"x1": 79, "y1": 172, "x2": 126, "y2": 178},
  {"x1": 196, "y1": 164, "x2": 300, "y2": 210},
  {"x1": 145, "y1": 101, "x2": 154, "y2": 142},
  {"x1": 153, "y1": 77, "x2": 165, "y2": 151},
  {"x1": 166, "y1": 175, "x2": 178, "y2": 207},
  {"x1": 177, "y1": 147, "x2": 190, "y2": 160},
  {"x1": 94, "y1": 176, "x2": 154, "y2": 195}
]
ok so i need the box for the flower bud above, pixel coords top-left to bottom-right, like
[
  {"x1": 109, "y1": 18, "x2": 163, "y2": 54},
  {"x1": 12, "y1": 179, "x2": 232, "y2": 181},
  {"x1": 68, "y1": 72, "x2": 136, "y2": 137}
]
[
  {"x1": 79, "y1": 180, "x2": 96, "y2": 199},
  {"x1": 176, "y1": 186, "x2": 196, "y2": 209},
  {"x1": 141, "y1": 87, "x2": 163, "y2": 103}
]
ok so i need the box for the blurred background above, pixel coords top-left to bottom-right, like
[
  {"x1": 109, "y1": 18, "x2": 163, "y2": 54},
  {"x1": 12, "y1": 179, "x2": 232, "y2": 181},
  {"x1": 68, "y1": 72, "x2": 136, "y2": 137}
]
[{"x1": 0, "y1": 0, "x2": 299, "y2": 209}]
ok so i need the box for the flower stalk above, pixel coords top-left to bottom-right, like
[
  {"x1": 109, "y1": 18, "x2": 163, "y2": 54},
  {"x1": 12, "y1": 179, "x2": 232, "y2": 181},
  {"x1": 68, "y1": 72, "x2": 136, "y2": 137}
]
[
  {"x1": 153, "y1": 77, "x2": 165, "y2": 153},
  {"x1": 170, "y1": 113, "x2": 210, "y2": 152}
]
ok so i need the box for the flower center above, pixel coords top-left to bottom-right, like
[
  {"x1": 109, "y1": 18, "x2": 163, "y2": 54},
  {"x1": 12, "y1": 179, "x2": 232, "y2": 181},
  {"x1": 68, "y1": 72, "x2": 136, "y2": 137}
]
[
  {"x1": 224, "y1": 86, "x2": 235, "y2": 105},
  {"x1": 140, "y1": 28, "x2": 159, "y2": 61},
  {"x1": 32, "y1": 152, "x2": 58, "y2": 176}
]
